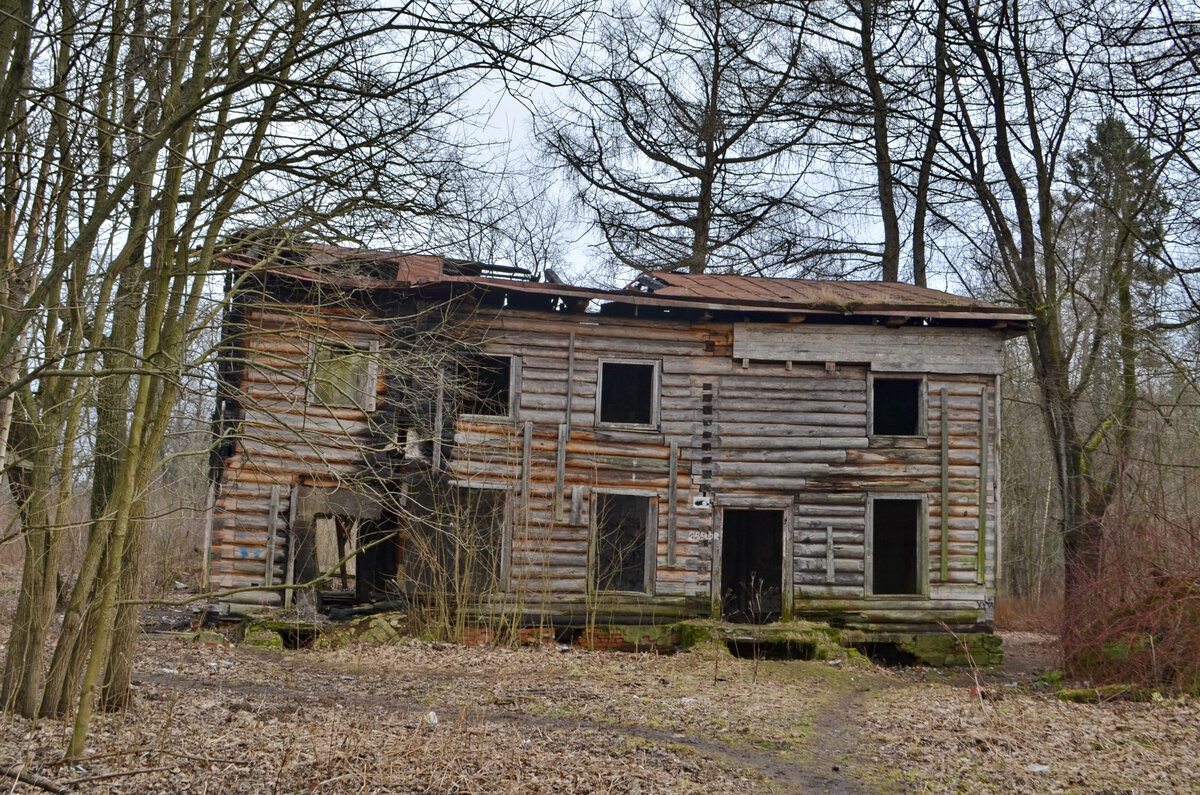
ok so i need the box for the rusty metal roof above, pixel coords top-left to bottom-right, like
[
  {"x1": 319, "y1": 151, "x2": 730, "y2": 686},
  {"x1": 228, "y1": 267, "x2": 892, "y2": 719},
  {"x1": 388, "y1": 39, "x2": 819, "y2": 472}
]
[
  {"x1": 638, "y1": 272, "x2": 1019, "y2": 316},
  {"x1": 303, "y1": 244, "x2": 445, "y2": 282},
  {"x1": 224, "y1": 240, "x2": 1029, "y2": 323}
]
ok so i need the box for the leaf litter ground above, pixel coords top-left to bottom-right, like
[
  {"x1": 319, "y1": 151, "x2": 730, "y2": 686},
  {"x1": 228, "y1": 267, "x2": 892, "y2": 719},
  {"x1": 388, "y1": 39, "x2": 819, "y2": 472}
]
[{"x1": 0, "y1": 625, "x2": 1196, "y2": 793}]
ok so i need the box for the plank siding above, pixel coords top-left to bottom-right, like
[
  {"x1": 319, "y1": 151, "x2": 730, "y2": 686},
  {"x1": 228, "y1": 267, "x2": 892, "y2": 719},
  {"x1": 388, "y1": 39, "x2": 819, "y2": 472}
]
[{"x1": 210, "y1": 296, "x2": 1003, "y2": 628}]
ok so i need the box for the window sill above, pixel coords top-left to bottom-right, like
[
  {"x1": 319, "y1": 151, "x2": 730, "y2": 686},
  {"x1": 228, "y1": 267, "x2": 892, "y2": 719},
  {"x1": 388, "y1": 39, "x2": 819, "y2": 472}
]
[
  {"x1": 588, "y1": 590, "x2": 654, "y2": 598},
  {"x1": 459, "y1": 412, "x2": 516, "y2": 424},
  {"x1": 868, "y1": 434, "x2": 927, "y2": 448},
  {"x1": 595, "y1": 422, "x2": 659, "y2": 432}
]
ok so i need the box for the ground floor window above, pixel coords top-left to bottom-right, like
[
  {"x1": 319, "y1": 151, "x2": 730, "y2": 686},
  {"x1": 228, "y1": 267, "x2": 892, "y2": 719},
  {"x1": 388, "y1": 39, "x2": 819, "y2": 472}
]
[
  {"x1": 446, "y1": 486, "x2": 507, "y2": 593},
  {"x1": 593, "y1": 493, "x2": 653, "y2": 593}
]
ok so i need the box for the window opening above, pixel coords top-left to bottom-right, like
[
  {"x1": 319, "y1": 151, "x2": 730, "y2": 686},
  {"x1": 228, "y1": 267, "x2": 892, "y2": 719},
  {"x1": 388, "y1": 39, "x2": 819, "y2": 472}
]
[
  {"x1": 599, "y1": 361, "x2": 656, "y2": 426},
  {"x1": 593, "y1": 493, "x2": 650, "y2": 592},
  {"x1": 872, "y1": 499, "x2": 921, "y2": 595},
  {"x1": 447, "y1": 486, "x2": 506, "y2": 592},
  {"x1": 311, "y1": 343, "x2": 374, "y2": 409},
  {"x1": 873, "y1": 378, "x2": 921, "y2": 435},
  {"x1": 461, "y1": 354, "x2": 512, "y2": 417}
]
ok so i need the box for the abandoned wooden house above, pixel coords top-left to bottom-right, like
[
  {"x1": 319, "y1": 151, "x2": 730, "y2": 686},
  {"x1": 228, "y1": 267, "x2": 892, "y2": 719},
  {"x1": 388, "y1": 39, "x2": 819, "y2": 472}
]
[{"x1": 204, "y1": 240, "x2": 1028, "y2": 637}]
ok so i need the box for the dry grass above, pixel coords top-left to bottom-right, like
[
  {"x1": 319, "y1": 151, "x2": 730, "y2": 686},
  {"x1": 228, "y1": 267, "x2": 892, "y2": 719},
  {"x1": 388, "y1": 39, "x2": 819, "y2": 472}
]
[{"x1": 0, "y1": 627, "x2": 1194, "y2": 793}]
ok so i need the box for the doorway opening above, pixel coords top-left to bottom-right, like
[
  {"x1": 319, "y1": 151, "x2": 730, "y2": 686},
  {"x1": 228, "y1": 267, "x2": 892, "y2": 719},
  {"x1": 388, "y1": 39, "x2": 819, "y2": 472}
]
[
  {"x1": 871, "y1": 499, "x2": 921, "y2": 595},
  {"x1": 721, "y1": 509, "x2": 785, "y2": 624}
]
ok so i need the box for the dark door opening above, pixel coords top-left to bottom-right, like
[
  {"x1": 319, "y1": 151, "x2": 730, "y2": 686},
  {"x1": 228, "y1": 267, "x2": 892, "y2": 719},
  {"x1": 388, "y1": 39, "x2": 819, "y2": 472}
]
[
  {"x1": 355, "y1": 514, "x2": 401, "y2": 603},
  {"x1": 721, "y1": 509, "x2": 785, "y2": 624},
  {"x1": 872, "y1": 499, "x2": 920, "y2": 595}
]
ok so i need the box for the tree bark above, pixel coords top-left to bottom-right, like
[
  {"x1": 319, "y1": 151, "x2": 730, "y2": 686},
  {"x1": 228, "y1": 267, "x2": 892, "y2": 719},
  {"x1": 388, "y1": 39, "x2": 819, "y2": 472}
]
[{"x1": 859, "y1": 0, "x2": 900, "y2": 282}]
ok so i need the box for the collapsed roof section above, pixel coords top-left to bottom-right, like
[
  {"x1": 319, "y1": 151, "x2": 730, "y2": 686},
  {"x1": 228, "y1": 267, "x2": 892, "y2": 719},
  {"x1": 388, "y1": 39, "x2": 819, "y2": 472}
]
[{"x1": 219, "y1": 238, "x2": 1031, "y2": 327}]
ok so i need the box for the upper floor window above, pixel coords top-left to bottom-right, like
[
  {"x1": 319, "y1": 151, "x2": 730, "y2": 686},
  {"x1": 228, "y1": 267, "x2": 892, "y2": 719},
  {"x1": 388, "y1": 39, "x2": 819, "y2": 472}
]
[
  {"x1": 872, "y1": 377, "x2": 922, "y2": 436},
  {"x1": 461, "y1": 354, "x2": 514, "y2": 418},
  {"x1": 597, "y1": 360, "x2": 659, "y2": 428},
  {"x1": 310, "y1": 341, "x2": 377, "y2": 411}
]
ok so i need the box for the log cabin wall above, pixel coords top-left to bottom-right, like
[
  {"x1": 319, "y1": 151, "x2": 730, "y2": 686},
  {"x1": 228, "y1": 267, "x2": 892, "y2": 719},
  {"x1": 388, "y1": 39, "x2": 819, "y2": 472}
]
[
  {"x1": 451, "y1": 309, "x2": 1001, "y2": 630},
  {"x1": 208, "y1": 300, "x2": 389, "y2": 604},
  {"x1": 207, "y1": 271, "x2": 1013, "y2": 631}
]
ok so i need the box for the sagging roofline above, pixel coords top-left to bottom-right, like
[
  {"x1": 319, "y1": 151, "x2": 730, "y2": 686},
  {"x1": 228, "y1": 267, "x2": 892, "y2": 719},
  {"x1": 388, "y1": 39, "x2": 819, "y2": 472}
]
[{"x1": 216, "y1": 239, "x2": 1033, "y2": 329}]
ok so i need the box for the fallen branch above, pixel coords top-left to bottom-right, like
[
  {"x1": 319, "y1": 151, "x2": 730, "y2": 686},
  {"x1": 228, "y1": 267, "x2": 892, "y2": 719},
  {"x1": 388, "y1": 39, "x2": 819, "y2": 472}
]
[
  {"x1": 68, "y1": 766, "x2": 172, "y2": 785},
  {"x1": 0, "y1": 763, "x2": 69, "y2": 794}
]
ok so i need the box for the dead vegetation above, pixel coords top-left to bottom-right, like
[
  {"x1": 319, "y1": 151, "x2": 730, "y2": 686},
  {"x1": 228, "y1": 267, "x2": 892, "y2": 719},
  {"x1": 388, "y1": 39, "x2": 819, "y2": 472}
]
[{"x1": 0, "y1": 625, "x2": 1195, "y2": 793}]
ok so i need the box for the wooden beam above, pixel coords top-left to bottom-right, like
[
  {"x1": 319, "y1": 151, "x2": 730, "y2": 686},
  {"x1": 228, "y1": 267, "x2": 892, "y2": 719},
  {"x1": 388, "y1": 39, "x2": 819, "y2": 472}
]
[
  {"x1": 978, "y1": 390, "x2": 988, "y2": 585},
  {"x1": 201, "y1": 479, "x2": 216, "y2": 591},
  {"x1": 565, "y1": 330, "x2": 575, "y2": 428},
  {"x1": 667, "y1": 441, "x2": 678, "y2": 565},
  {"x1": 521, "y1": 421, "x2": 533, "y2": 515},
  {"x1": 826, "y1": 525, "x2": 835, "y2": 584},
  {"x1": 264, "y1": 485, "x2": 280, "y2": 587},
  {"x1": 554, "y1": 423, "x2": 567, "y2": 522},
  {"x1": 710, "y1": 511, "x2": 723, "y2": 619},
  {"x1": 782, "y1": 506, "x2": 794, "y2": 621},
  {"x1": 432, "y1": 370, "x2": 444, "y2": 471},
  {"x1": 994, "y1": 374, "x2": 1003, "y2": 582},
  {"x1": 284, "y1": 482, "x2": 298, "y2": 608},
  {"x1": 569, "y1": 485, "x2": 584, "y2": 526},
  {"x1": 940, "y1": 388, "x2": 950, "y2": 583}
]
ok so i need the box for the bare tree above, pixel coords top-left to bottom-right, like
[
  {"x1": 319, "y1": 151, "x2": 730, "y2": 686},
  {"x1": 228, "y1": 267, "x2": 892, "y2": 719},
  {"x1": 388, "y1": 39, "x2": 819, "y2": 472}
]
[
  {"x1": 0, "y1": 0, "x2": 583, "y2": 757},
  {"x1": 540, "y1": 0, "x2": 838, "y2": 276}
]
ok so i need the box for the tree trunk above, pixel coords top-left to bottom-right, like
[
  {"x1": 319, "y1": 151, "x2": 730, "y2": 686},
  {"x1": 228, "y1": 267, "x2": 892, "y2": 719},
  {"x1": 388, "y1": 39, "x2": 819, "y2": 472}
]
[
  {"x1": 859, "y1": 0, "x2": 900, "y2": 282},
  {"x1": 1, "y1": 423, "x2": 63, "y2": 717},
  {"x1": 912, "y1": 0, "x2": 947, "y2": 288},
  {"x1": 100, "y1": 508, "x2": 144, "y2": 711}
]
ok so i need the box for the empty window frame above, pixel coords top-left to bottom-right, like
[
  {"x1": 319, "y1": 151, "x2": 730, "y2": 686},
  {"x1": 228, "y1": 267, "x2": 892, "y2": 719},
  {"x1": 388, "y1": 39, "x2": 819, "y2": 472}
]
[
  {"x1": 592, "y1": 492, "x2": 655, "y2": 594},
  {"x1": 460, "y1": 354, "x2": 515, "y2": 418},
  {"x1": 446, "y1": 486, "x2": 508, "y2": 593},
  {"x1": 869, "y1": 497, "x2": 925, "y2": 596},
  {"x1": 597, "y1": 360, "x2": 659, "y2": 427},
  {"x1": 310, "y1": 341, "x2": 378, "y2": 410},
  {"x1": 872, "y1": 376, "x2": 923, "y2": 436},
  {"x1": 400, "y1": 484, "x2": 509, "y2": 596}
]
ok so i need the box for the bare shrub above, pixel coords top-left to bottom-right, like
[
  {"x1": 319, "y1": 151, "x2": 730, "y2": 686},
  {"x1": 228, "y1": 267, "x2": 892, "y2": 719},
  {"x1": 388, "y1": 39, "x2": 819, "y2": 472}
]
[{"x1": 1062, "y1": 513, "x2": 1200, "y2": 694}]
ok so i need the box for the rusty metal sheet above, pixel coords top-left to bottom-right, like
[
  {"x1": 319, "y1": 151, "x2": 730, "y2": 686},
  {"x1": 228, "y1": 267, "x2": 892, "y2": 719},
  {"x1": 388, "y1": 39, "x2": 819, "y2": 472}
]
[{"x1": 640, "y1": 271, "x2": 1020, "y2": 316}]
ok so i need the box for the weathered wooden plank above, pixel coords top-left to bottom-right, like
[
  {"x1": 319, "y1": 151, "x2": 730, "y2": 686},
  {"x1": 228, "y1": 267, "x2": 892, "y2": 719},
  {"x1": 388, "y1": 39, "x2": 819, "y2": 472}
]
[
  {"x1": 825, "y1": 525, "x2": 835, "y2": 584},
  {"x1": 283, "y1": 482, "x2": 298, "y2": 608},
  {"x1": 978, "y1": 390, "x2": 988, "y2": 585},
  {"x1": 734, "y1": 324, "x2": 1005, "y2": 374},
  {"x1": 554, "y1": 423, "x2": 567, "y2": 522},
  {"x1": 667, "y1": 442, "x2": 678, "y2": 566},
  {"x1": 569, "y1": 485, "x2": 584, "y2": 526},
  {"x1": 940, "y1": 388, "x2": 950, "y2": 583},
  {"x1": 264, "y1": 485, "x2": 280, "y2": 587}
]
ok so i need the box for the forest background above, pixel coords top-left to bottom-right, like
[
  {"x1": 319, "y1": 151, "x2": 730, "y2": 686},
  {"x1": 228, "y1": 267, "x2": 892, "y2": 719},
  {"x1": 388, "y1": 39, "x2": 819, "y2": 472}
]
[{"x1": 0, "y1": 0, "x2": 1197, "y2": 757}]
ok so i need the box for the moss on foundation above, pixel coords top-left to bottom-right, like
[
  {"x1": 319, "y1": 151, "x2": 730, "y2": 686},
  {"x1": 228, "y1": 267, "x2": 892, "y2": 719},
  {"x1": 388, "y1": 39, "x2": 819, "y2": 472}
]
[
  {"x1": 312, "y1": 612, "x2": 407, "y2": 649},
  {"x1": 892, "y1": 633, "x2": 1004, "y2": 667},
  {"x1": 674, "y1": 622, "x2": 1001, "y2": 668},
  {"x1": 242, "y1": 626, "x2": 284, "y2": 650}
]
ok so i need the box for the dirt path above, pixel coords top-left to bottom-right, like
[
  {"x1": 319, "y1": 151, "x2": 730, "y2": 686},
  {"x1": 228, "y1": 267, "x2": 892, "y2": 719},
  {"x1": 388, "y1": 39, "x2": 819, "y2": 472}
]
[
  {"x1": 0, "y1": 633, "x2": 1195, "y2": 793},
  {"x1": 135, "y1": 652, "x2": 862, "y2": 793}
]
